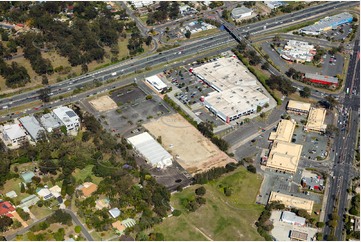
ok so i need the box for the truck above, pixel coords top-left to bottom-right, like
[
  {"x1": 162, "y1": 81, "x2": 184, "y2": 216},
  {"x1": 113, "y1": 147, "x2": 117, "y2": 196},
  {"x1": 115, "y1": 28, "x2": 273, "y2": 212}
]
[
  {"x1": 346, "y1": 87, "x2": 350, "y2": 94},
  {"x1": 111, "y1": 72, "x2": 117, "y2": 76}
]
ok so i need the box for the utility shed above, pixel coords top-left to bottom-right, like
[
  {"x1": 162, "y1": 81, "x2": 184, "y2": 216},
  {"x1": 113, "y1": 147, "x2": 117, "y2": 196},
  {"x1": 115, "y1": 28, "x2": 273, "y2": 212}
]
[{"x1": 127, "y1": 132, "x2": 172, "y2": 169}]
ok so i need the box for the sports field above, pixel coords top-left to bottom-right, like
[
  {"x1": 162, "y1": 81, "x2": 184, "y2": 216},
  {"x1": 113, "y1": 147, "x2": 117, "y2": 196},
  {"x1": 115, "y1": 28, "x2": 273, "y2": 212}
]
[
  {"x1": 143, "y1": 113, "x2": 234, "y2": 174},
  {"x1": 152, "y1": 167, "x2": 264, "y2": 241}
]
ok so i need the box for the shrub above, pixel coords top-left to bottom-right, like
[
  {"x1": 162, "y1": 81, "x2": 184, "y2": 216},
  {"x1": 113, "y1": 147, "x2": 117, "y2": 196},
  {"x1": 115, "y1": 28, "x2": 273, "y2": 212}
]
[
  {"x1": 172, "y1": 210, "x2": 182, "y2": 216},
  {"x1": 247, "y1": 165, "x2": 257, "y2": 173},
  {"x1": 195, "y1": 186, "x2": 206, "y2": 196}
]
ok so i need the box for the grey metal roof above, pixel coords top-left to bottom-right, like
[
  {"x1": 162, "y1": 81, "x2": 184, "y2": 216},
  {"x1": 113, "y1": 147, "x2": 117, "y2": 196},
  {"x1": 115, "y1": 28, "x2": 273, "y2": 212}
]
[
  {"x1": 281, "y1": 211, "x2": 306, "y2": 225},
  {"x1": 40, "y1": 113, "x2": 61, "y2": 131},
  {"x1": 232, "y1": 6, "x2": 252, "y2": 17},
  {"x1": 301, "y1": 12, "x2": 353, "y2": 33},
  {"x1": 19, "y1": 115, "x2": 45, "y2": 141}
]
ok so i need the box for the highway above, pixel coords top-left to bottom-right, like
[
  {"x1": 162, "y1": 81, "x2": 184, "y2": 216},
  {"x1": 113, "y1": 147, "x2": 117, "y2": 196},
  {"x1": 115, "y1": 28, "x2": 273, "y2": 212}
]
[
  {"x1": 0, "y1": 1, "x2": 356, "y2": 115},
  {"x1": 323, "y1": 30, "x2": 360, "y2": 240}
]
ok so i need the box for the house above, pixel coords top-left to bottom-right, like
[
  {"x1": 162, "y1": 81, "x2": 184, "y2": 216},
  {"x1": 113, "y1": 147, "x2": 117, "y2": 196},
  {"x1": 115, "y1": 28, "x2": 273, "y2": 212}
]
[
  {"x1": 19, "y1": 115, "x2": 46, "y2": 142},
  {"x1": 112, "y1": 221, "x2": 126, "y2": 234},
  {"x1": 18, "y1": 194, "x2": 40, "y2": 209},
  {"x1": 0, "y1": 201, "x2": 15, "y2": 217},
  {"x1": 95, "y1": 198, "x2": 110, "y2": 210},
  {"x1": 5, "y1": 190, "x2": 17, "y2": 198},
  {"x1": 109, "y1": 207, "x2": 121, "y2": 218},
  {"x1": 79, "y1": 182, "x2": 98, "y2": 197},
  {"x1": 52, "y1": 106, "x2": 80, "y2": 132},
  {"x1": 20, "y1": 171, "x2": 35, "y2": 183},
  {"x1": 49, "y1": 185, "x2": 62, "y2": 203},
  {"x1": 37, "y1": 188, "x2": 54, "y2": 200},
  {"x1": 1, "y1": 123, "x2": 27, "y2": 146}
]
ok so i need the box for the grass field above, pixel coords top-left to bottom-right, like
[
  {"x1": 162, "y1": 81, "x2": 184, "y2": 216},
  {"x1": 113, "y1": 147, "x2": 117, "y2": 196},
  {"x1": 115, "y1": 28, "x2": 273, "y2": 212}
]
[
  {"x1": 189, "y1": 28, "x2": 220, "y2": 40},
  {"x1": 72, "y1": 165, "x2": 103, "y2": 185},
  {"x1": 152, "y1": 167, "x2": 264, "y2": 241}
]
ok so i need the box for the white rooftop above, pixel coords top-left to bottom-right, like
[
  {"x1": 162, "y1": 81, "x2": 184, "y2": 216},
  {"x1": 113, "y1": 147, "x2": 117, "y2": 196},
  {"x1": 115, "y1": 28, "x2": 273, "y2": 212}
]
[
  {"x1": 52, "y1": 106, "x2": 79, "y2": 125},
  {"x1": 3, "y1": 123, "x2": 26, "y2": 140},
  {"x1": 204, "y1": 86, "x2": 269, "y2": 117},
  {"x1": 127, "y1": 132, "x2": 172, "y2": 169},
  {"x1": 146, "y1": 75, "x2": 167, "y2": 91},
  {"x1": 281, "y1": 211, "x2": 306, "y2": 226}
]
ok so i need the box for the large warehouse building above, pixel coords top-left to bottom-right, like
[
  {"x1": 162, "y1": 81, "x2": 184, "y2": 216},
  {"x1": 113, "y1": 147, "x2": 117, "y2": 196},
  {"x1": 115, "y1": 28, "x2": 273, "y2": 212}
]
[
  {"x1": 192, "y1": 56, "x2": 270, "y2": 123},
  {"x1": 127, "y1": 132, "x2": 173, "y2": 169},
  {"x1": 268, "y1": 191, "x2": 314, "y2": 214},
  {"x1": 300, "y1": 12, "x2": 353, "y2": 35}
]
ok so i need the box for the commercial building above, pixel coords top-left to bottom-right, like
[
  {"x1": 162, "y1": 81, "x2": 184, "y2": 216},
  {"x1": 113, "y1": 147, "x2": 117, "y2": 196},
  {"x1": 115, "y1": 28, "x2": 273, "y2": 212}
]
[
  {"x1": 146, "y1": 75, "x2": 167, "y2": 93},
  {"x1": 305, "y1": 107, "x2": 327, "y2": 133},
  {"x1": 266, "y1": 140, "x2": 303, "y2": 174},
  {"x1": 193, "y1": 56, "x2": 270, "y2": 123},
  {"x1": 231, "y1": 6, "x2": 253, "y2": 19},
  {"x1": 269, "y1": 119, "x2": 296, "y2": 143},
  {"x1": 131, "y1": 1, "x2": 154, "y2": 8},
  {"x1": 300, "y1": 12, "x2": 353, "y2": 35},
  {"x1": 281, "y1": 40, "x2": 316, "y2": 63},
  {"x1": 287, "y1": 100, "x2": 311, "y2": 115},
  {"x1": 19, "y1": 115, "x2": 46, "y2": 142},
  {"x1": 265, "y1": 1, "x2": 286, "y2": 9},
  {"x1": 304, "y1": 73, "x2": 339, "y2": 86},
  {"x1": 290, "y1": 230, "x2": 308, "y2": 241},
  {"x1": 127, "y1": 132, "x2": 173, "y2": 169},
  {"x1": 1, "y1": 123, "x2": 27, "y2": 146},
  {"x1": 280, "y1": 211, "x2": 306, "y2": 226},
  {"x1": 269, "y1": 192, "x2": 314, "y2": 214},
  {"x1": 52, "y1": 106, "x2": 80, "y2": 132}
]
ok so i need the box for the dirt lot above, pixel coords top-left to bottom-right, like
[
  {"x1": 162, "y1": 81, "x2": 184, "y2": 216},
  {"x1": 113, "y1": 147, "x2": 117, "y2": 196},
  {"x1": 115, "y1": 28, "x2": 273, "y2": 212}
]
[
  {"x1": 143, "y1": 113, "x2": 235, "y2": 174},
  {"x1": 89, "y1": 95, "x2": 118, "y2": 112}
]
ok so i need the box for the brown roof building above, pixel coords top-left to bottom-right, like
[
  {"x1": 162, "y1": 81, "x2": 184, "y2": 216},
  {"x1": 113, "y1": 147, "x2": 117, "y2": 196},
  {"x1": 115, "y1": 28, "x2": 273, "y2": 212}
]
[{"x1": 81, "y1": 182, "x2": 98, "y2": 197}]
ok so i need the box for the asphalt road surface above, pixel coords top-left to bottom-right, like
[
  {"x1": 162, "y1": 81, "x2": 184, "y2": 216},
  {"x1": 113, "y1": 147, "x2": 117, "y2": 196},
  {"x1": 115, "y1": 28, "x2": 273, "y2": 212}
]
[
  {"x1": 323, "y1": 30, "x2": 360, "y2": 240},
  {"x1": 0, "y1": 1, "x2": 356, "y2": 116}
]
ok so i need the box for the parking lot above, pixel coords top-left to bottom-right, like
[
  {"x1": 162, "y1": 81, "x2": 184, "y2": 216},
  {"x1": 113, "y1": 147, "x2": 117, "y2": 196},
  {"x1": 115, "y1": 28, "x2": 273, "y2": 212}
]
[
  {"x1": 103, "y1": 83, "x2": 171, "y2": 137},
  {"x1": 321, "y1": 23, "x2": 353, "y2": 41},
  {"x1": 164, "y1": 61, "x2": 225, "y2": 126},
  {"x1": 321, "y1": 53, "x2": 344, "y2": 77}
]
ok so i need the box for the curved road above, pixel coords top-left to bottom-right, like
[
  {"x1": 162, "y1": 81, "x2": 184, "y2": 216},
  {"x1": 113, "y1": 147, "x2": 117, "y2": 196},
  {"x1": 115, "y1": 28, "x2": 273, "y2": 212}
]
[{"x1": 5, "y1": 209, "x2": 93, "y2": 241}]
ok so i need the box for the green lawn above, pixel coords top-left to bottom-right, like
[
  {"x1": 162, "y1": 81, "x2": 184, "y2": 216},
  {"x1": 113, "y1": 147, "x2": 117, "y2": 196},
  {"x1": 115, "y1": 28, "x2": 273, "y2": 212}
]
[
  {"x1": 1, "y1": 178, "x2": 31, "y2": 204},
  {"x1": 152, "y1": 167, "x2": 264, "y2": 241},
  {"x1": 189, "y1": 28, "x2": 220, "y2": 40},
  {"x1": 72, "y1": 165, "x2": 103, "y2": 185},
  {"x1": 30, "y1": 206, "x2": 53, "y2": 220}
]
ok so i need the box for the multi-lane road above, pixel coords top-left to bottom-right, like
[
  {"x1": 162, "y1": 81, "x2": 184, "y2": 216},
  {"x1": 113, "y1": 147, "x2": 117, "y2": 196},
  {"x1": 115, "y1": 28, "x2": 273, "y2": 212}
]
[
  {"x1": 0, "y1": 1, "x2": 356, "y2": 117},
  {"x1": 323, "y1": 31, "x2": 360, "y2": 240}
]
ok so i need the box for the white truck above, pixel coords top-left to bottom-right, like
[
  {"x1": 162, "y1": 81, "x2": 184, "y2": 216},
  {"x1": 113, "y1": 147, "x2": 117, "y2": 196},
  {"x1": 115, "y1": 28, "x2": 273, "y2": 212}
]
[{"x1": 111, "y1": 72, "x2": 117, "y2": 76}]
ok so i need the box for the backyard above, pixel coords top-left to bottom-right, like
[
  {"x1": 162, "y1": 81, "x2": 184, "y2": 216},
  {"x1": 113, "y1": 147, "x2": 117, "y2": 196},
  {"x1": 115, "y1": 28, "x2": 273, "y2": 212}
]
[{"x1": 152, "y1": 167, "x2": 264, "y2": 240}]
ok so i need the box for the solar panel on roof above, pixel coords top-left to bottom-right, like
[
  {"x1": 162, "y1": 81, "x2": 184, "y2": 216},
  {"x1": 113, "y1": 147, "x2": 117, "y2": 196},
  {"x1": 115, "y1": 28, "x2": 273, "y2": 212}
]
[{"x1": 65, "y1": 111, "x2": 77, "y2": 118}]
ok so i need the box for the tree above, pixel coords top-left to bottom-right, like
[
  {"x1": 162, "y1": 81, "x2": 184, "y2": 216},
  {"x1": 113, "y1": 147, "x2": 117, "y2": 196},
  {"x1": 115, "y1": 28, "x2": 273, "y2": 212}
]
[
  {"x1": 260, "y1": 112, "x2": 266, "y2": 119},
  {"x1": 145, "y1": 36, "x2": 152, "y2": 46},
  {"x1": 224, "y1": 187, "x2": 232, "y2": 196},
  {"x1": 185, "y1": 30, "x2": 191, "y2": 39},
  {"x1": 316, "y1": 222, "x2": 325, "y2": 228},
  {"x1": 81, "y1": 63, "x2": 88, "y2": 74},
  {"x1": 172, "y1": 210, "x2": 181, "y2": 216},
  {"x1": 38, "y1": 87, "x2": 51, "y2": 103},
  {"x1": 222, "y1": 9, "x2": 229, "y2": 20},
  {"x1": 261, "y1": 62, "x2": 269, "y2": 70},
  {"x1": 300, "y1": 87, "x2": 311, "y2": 98},
  {"x1": 257, "y1": 105, "x2": 262, "y2": 113},
  {"x1": 74, "y1": 225, "x2": 81, "y2": 233},
  {"x1": 20, "y1": 182, "x2": 25, "y2": 193},
  {"x1": 0, "y1": 216, "x2": 13, "y2": 232},
  {"x1": 247, "y1": 165, "x2": 256, "y2": 173},
  {"x1": 41, "y1": 75, "x2": 48, "y2": 85},
  {"x1": 195, "y1": 186, "x2": 206, "y2": 196}
]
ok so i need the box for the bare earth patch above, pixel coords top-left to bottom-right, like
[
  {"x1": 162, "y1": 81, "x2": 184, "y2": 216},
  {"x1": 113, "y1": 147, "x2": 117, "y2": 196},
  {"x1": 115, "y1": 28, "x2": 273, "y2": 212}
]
[
  {"x1": 89, "y1": 95, "x2": 118, "y2": 112},
  {"x1": 143, "y1": 113, "x2": 235, "y2": 174}
]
